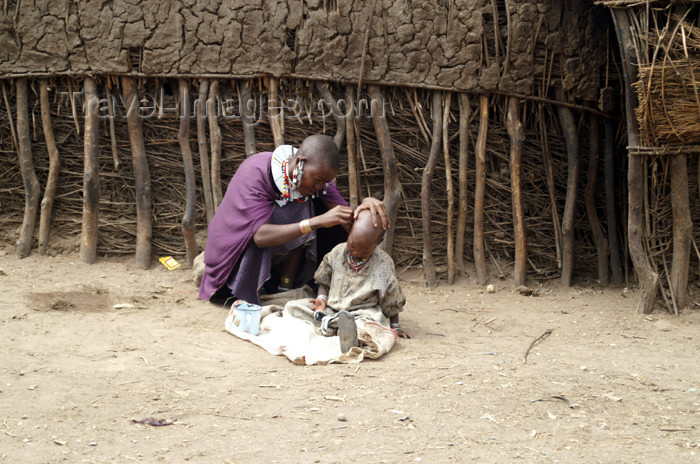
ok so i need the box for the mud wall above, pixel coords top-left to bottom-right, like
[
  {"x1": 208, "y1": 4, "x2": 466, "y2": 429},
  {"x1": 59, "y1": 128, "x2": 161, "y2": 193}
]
[{"x1": 1, "y1": 0, "x2": 605, "y2": 100}]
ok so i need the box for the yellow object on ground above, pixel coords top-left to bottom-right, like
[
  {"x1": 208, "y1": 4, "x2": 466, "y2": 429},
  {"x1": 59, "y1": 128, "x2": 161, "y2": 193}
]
[{"x1": 159, "y1": 256, "x2": 181, "y2": 270}]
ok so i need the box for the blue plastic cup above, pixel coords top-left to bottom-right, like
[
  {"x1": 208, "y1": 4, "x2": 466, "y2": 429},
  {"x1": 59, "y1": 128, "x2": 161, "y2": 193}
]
[{"x1": 232, "y1": 301, "x2": 262, "y2": 336}]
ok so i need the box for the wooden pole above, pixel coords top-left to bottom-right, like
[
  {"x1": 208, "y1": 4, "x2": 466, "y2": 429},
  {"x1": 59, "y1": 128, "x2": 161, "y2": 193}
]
[
  {"x1": 197, "y1": 79, "x2": 215, "y2": 223},
  {"x1": 670, "y1": 154, "x2": 691, "y2": 309},
  {"x1": 555, "y1": 88, "x2": 579, "y2": 287},
  {"x1": 369, "y1": 85, "x2": 401, "y2": 256},
  {"x1": 443, "y1": 92, "x2": 455, "y2": 284},
  {"x1": 584, "y1": 115, "x2": 609, "y2": 284},
  {"x1": 456, "y1": 93, "x2": 470, "y2": 276},
  {"x1": 38, "y1": 79, "x2": 60, "y2": 254},
  {"x1": 474, "y1": 95, "x2": 489, "y2": 285},
  {"x1": 179, "y1": 79, "x2": 198, "y2": 267},
  {"x1": 345, "y1": 86, "x2": 360, "y2": 209},
  {"x1": 240, "y1": 79, "x2": 258, "y2": 157},
  {"x1": 15, "y1": 78, "x2": 41, "y2": 258},
  {"x1": 604, "y1": 120, "x2": 624, "y2": 284},
  {"x1": 421, "y1": 91, "x2": 443, "y2": 287},
  {"x1": 208, "y1": 79, "x2": 223, "y2": 208},
  {"x1": 612, "y1": 9, "x2": 658, "y2": 313},
  {"x1": 507, "y1": 96, "x2": 527, "y2": 286},
  {"x1": 269, "y1": 77, "x2": 285, "y2": 148},
  {"x1": 80, "y1": 77, "x2": 100, "y2": 264},
  {"x1": 105, "y1": 80, "x2": 120, "y2": 170},
  {"x1": 122, "y1": 76, "x2": 152, "y2": 269},
  {"x1": 317, "y1": 81, "x2": 346, "y2": 150}
]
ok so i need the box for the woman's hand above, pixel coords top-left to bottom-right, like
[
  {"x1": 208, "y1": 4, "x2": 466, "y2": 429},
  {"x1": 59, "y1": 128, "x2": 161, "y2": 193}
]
[
  {"x1": 312, "y1": 205, "x2": 353, "y2": 230},
  {"x1": 355, "y1": 197, "x2": 390, "y2": 230},
  {"x1": 396, "y1": 328, "x2": 412, "y2": 339}
]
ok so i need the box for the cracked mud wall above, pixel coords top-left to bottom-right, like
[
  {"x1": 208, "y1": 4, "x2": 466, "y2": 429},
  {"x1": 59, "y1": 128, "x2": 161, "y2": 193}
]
[{"x1": 1, "y1": 0, "x2": 607, "y2": 100}]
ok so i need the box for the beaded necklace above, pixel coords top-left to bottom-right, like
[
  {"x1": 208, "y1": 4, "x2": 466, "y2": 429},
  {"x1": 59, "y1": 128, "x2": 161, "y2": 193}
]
[
  {"x1": 347, "y1": 252, "x2": 368, "y2": 272},
  {"x1": 281, "y1": 159, "x2": 291, "y2": 200},
  {"x1": 282, "y1": 159, "x2": 308, "y2": 203}
]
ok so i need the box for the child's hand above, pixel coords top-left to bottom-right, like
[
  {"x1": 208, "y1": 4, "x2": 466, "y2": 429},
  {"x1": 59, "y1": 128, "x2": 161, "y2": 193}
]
[
  {"x1": 310, "y1": 298, "x2": 327, "y2": 312},
  {"x1": 396, "y1": 328, "x2": 411, "y2": 339}
]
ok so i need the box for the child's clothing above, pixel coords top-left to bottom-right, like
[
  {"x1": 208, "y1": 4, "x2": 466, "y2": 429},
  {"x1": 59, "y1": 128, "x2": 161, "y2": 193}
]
[{"x1": 313, "y1": 242, "x2": 406, "y2": 323}]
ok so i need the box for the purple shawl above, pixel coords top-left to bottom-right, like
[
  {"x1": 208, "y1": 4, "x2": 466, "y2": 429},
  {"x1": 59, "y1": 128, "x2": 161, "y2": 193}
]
[{"x1": 198, "y1": 151, "x2": 347, "y2": 300}]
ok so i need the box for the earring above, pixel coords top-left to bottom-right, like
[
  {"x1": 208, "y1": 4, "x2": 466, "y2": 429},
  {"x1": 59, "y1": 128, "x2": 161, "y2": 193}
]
[
  {"x1": 293, "y1": 160, "x2": 304, "y2": 188},
  {"x1": 322, "y1": 183, "x2": 328, "y2": 195}
]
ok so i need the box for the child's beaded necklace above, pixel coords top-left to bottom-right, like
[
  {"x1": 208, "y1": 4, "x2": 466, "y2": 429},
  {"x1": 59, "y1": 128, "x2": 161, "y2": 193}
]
[{"x1": 347, "y1": 253, "x2": 368, "y2": 272}]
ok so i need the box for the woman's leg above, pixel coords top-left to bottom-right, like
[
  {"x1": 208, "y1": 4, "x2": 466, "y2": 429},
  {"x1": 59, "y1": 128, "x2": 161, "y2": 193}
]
[{"x1": 279, "y1": 246, "x2": 304, "y2": 290}]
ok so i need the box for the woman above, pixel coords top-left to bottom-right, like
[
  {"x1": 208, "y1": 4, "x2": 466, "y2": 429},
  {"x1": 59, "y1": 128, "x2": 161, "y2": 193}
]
[{"x1": 199, "y1": 134, "x2": 388, "y2": 305}]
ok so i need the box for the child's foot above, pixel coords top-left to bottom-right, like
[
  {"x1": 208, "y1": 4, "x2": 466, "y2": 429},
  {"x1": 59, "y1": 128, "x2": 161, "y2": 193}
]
[{"x1": 338, "y1": 310, "x2": 358, "y2": 353}]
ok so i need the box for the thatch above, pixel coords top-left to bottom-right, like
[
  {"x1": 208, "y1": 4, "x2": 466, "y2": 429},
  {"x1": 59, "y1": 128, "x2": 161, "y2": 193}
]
[{"x1": 633, "y1": 13, "x2": 700, "y2": 147}]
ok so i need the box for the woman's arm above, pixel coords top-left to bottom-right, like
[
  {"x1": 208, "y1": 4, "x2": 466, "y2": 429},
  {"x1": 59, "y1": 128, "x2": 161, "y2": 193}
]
[
  {"x1": 323, "y1": 197, "x2": 391, "y2": 233},
  {"x1": 253, "y1": 205, "x2": 353, "y2": 248}
]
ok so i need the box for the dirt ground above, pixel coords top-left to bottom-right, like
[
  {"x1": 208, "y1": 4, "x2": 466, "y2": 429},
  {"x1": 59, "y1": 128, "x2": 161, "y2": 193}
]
[{"x1": 1, "y1": 247, "x2": 699, "y2": 464}]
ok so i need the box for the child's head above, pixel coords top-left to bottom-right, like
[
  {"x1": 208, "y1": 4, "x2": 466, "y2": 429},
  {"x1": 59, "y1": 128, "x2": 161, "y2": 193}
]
[{"x1": 347, "y1": 209, "x2": 385, "y2": 261}]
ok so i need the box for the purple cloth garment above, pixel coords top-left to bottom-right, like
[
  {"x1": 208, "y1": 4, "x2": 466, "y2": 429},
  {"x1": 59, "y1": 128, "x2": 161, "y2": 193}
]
[
  {"x1": 198, "y1": 151, "x2": 347, "y2": 301},
  {"x1": 227, "y1": 200, "x2": 316, "y2": 305}
]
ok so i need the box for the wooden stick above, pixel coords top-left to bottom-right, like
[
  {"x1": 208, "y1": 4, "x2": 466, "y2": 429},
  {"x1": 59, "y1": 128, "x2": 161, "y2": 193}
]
[
  {"x1": 68, "y1": 80, "x2": 80, "y2": 136},
  {"x1": 612, "y1": 9, "x2": 658, "y2": 313},
  {"x1": 670, "y1": 153, "x2": 691, "y2": 309},
  {"x1": 197, "y1": 79, "x2": 214, "y2": 223},
  {"x1": 474, "y1": 95, "x2": 489, "y2": 285},
  {"x1": 507, "y1": 96, "x2": 526, "y2": 286},
  {"x1": 421, "y1": 91, "x2": 442, "y2": 287},
  {"x1": 539, "y1": 105, "x2": 562, "y2": 270},
  {"x1": 369, "y1": 85, "x2": 401, "y2": 255},
  {"x1": 178, "y1": 79, "x2": 197, "y2": 268},
  {"x1": 584, "y1": 115, "x2": 609, "y2": 284},
  {"x1": 240, "y1": 79, "x2": 257, "y2": 157},
  {"x1": 456, "y1": 93, "x2": 470, "y2": 276},
  {"x1": 80, "y1": 77, "x2": 100, "y2": 264},
  {"x1": 208, "y1": 79, "x2": 223, "y2": 208},
  {"x1": 2, "y1": 80, "x2": 18, "y2": 151},
  {"x1": 442, "y1": 92, "x2": 455, "y2": 284},
  {"x1": 604, "y1": 120, "x2": 624, "y2": 285},
  {"x1": 523, "y1": 329, "x2": 552, "y2": 364},
  {"x1": 0, "y1": 70, "x2": 618, "y2": 118},
  {"x1": 122, "y1": 76, "x2": 152, "y2": 269},
  {"x1": 105, "y1": 82, "x2": 119, "y2": 170},
  {"x1": 555, "y1": 88, "x2": 578, "y2": 287},
  {"x1": 357, "y1": 0, "x2": 379, "y2": 92},
  {"x1": 316, "y1": 81, "x2": 346, "y2": 150},
  {"x1": 38, "y1": 79, "x2": 60, "y2": 254},
  {"x1": 15, "y1": 78, "x2": 41, "y2": 258},
  {"x1": 269, "y1": 77, "x2": 285, "y2": 148},
  {"x1": 345, "y1": 86, "x2": 360, "y2": 209}
]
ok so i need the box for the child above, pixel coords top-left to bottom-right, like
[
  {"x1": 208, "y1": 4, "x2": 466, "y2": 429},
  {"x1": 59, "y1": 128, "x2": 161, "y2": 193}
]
[{"x1": 309, "y1": 209, "x2": 410, "y2": 352}]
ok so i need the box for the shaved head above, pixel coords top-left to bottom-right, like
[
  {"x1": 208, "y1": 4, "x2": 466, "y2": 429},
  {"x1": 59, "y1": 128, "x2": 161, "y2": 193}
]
[
  {"x1": 297, "y1": 134, "x2": 340, "y2": 170},
  {"x1": 349, "y1": 209, "x2": 385, "y2": 249}
]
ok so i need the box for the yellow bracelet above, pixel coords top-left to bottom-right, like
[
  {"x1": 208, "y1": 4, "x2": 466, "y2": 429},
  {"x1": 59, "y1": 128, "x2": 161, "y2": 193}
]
[{"x1": 299, "y1": 219, "x2": 313, "y2": 235}]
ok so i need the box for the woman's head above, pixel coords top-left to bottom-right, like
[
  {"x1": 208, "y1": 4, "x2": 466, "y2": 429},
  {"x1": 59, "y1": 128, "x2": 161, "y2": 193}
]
[{"x1": 292, "y1": 135, "x2": 340, "y2": 196}]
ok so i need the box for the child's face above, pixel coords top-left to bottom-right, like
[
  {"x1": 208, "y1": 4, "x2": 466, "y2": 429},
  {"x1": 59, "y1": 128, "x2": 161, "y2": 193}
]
[{"x1": 347, "y1": 234, "x2": 378, "y2": 261}]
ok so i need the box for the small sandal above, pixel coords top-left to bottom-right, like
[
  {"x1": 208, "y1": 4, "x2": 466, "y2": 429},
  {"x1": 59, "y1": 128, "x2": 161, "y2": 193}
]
[{"x1": 337, "y1": 310, "x2": 358, "y2": 353}]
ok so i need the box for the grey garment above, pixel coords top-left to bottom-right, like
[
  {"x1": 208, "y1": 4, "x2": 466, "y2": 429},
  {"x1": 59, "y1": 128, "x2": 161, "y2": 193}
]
[
  {"x1": 314, "y1": 243, "x2": 406, "y2": 319},
  {"x1": 283, "y1": 298, "x2": 387, "y2": 337}
]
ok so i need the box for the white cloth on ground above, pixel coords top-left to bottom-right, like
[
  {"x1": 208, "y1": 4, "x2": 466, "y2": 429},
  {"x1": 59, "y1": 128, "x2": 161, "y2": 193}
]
[{"x1": 224, "y1": 297, "x2": 397, "y2": 365}]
